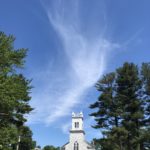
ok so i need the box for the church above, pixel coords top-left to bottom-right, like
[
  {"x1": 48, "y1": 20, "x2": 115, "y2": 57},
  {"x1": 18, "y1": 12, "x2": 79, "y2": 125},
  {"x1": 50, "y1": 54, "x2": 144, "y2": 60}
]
[{"x1": 61, "y1": 112, "x2": 95, "y2": 150}]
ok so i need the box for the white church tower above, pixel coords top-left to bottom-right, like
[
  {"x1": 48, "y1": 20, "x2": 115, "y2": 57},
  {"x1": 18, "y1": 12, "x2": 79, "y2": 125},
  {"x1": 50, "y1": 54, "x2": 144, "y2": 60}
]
[{"x1": 61, "y1": 112, "x2": 95, "y2": 150}]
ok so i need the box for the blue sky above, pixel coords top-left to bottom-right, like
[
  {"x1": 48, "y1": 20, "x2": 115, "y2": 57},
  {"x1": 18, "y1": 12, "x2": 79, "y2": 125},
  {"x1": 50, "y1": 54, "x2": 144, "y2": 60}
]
[{"x1": 0, "y1": 0, "x2": 150, "y2": 148}]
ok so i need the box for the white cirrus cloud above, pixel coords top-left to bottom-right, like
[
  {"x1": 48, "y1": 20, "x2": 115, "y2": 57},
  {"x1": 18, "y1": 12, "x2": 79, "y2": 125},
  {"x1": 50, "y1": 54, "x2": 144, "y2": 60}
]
[{"x1": 27, "y1": 0, "x2": 119, "y2": 125}]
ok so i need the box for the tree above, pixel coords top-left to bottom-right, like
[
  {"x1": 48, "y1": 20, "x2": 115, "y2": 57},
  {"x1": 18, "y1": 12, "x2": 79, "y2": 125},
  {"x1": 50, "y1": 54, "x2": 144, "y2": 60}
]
[
  {"x1": 90, "y1": 72, "x2": 127, "y2": 150},
  {"x1": 141, "y1": 63, "x2": 150, "y2": 150},
  {"x1": 116, "y1": 63, "x2": 143, "y2": 150},
  {"x1": 0, "y1": 124, "x2": 18, "y2": 150},
  {"x1": 0, "y1": 32, "x2": 34, "y2": 149},
  {"x1": 43, "y1": 145, "x2": 60, "y2": 150},
  {"x1": 90, "y1": 62, "x2": 150, "y2": 150},
  {"x1": 18, "y1": 126, "x2": 36, "y2": 150},
  {"x1": 90, "y1": 72, "x2": 117, "y2": 129}
]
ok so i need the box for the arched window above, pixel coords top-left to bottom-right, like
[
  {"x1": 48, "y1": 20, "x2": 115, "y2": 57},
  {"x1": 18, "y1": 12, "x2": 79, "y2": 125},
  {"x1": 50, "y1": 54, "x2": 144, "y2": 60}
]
[{"x1": 74, "y1": 141, "x2": 79, "y2": 150}]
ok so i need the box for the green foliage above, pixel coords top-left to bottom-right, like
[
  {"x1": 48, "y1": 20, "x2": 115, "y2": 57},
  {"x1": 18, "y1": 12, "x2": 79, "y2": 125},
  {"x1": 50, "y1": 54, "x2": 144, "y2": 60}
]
[
  {"x1": 43, "y1": 145, "x2": 60, "y2": 150},
  {"x1": 90, "y1": 62, "x2": 150, "y2": 150},
  {"x1": 18, "y1": 126, "x2": 35, "y2": 150},
  {"x1": 0, "y1": 32, "x2": 34, "y2": 150},
  {"x1": 0, "y1": 124, "x2": 18, "y2": 150}
]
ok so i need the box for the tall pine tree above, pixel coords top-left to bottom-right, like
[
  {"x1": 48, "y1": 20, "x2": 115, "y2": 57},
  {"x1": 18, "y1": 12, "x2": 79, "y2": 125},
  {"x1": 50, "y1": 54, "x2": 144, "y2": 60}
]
[
  {"x1": 116, "y1": 63, "x2": 143, "y2": 150},
  {"x1": 0, "y1": 32, "x2": 34, "y2": 150},
  {"x1": 90, "y1": 62, "x2": 150, "y2": 150}
]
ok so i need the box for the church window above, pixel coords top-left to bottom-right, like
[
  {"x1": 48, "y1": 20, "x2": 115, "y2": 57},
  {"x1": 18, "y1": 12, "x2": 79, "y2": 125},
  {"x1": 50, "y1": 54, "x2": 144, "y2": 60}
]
[
  {"x1": 75, "y1": 122, "x2": 79, "y2": 128},
  {"x1": 74, "y1": 141, "x2": 79, "y2": 150}
]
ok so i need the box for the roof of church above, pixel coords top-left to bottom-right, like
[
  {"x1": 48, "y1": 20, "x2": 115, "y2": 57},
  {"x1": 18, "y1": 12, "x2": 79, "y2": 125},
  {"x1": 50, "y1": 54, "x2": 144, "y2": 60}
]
[
  {"x1": 61, "y1": 140, "x2": 95, "y2": 149},
  {"x1": 61, "y1": 142, "x2": 69, "y2": 148}
]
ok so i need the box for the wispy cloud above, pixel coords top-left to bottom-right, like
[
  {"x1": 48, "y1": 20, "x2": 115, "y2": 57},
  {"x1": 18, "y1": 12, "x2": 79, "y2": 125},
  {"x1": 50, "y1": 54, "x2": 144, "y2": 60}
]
[
  {"x1": 27, "y1": 0, "x2": 119, "y2": 125},
  {"x1": 123, "y1": 28, "x2": 144, "y2": 47}
]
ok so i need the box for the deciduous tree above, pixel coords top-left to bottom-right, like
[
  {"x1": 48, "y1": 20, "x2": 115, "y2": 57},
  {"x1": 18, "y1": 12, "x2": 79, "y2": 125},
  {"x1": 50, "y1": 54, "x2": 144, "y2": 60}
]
[{"x1": 43, "y1": 145, "x2": 60, "y2": 150}]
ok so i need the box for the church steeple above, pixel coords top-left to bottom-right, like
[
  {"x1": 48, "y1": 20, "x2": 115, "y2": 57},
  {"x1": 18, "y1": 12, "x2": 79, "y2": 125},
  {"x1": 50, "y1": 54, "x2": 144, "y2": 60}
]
[
  {"x1": 61, "y1": 112, "x2": 96, "y2": 150},
  {"x1": 70, "y1": 112, "x2": 84, "y2": 134}
]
